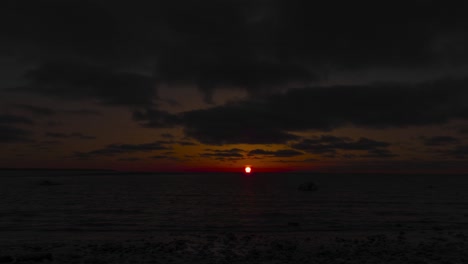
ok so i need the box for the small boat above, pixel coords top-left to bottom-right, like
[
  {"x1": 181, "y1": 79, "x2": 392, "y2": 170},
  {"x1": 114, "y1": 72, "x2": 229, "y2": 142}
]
[
  {"x1": 38, "y1": 180, "x2": 61, "y2": 186},
  {"x1": 298, "y1": 182, "x2": 318, "y2": 192}
]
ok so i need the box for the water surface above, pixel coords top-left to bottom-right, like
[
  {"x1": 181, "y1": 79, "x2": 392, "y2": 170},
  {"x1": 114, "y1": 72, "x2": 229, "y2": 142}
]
[{"x1": 1, "y1": 171, "x2": 468, "y2": 242}]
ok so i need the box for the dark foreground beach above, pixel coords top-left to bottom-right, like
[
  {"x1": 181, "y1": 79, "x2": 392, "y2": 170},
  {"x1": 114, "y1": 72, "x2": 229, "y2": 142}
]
[{"x1": 1, "y1": 230, "x2": 468, "y2": 263}]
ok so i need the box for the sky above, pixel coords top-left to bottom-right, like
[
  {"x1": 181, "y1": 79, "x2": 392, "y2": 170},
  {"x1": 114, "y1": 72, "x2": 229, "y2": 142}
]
[{"x1": 1, "y1": 0, "x2": 468, "y2": 173}]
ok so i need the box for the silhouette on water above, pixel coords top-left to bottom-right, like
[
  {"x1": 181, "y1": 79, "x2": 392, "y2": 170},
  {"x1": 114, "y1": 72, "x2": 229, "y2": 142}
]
[{"x1": 298, "y1": 182, "x2": 318, "y2": 192}]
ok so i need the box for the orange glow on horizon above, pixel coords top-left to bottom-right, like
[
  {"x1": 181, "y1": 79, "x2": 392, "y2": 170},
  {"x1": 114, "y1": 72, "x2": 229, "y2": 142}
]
[
  {"x1": 245, "y1": 166, "x2": 252, "y2": 173},
  {"x1": 112, "y1": 163, "x2": 298, "y2": 173}
]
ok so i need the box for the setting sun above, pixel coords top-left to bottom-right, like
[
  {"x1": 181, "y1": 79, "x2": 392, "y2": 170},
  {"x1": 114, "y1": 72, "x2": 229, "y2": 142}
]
[{"x1": 245, "y1": 166, "x2": 252, "y2": 173}]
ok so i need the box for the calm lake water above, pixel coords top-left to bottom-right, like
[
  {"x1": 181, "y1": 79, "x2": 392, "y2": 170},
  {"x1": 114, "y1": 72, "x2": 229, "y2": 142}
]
[{"x1": 1, "y1": 171, "x2": 468, "y2": 242}]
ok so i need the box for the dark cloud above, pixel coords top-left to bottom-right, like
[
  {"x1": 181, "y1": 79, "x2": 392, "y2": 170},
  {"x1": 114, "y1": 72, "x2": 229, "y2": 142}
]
[
  {"x1": 45, "y1": 132, "x2": 67, "y2": 138},
  {"x1": 185, "y1": 124, "x2": 299, "y2": 145},
  {"x1": 360, "y1": 149, "x2": 399, "y2": 158},
  {"x1": 73, "y1": 141, "x2": 171, "y2": 158},
  {"x1": 148, "y1": 139, "x2": 197, "y2": 146},
  {"x1": 459, "y1": 128, "x2": 468, "y2": 134},
  {"x1": 444, "y1": 145, "x2": 468, "y2": 159},
  {"x1": 182, "y1": 103, "x2": 300, "y2": 144},
  {"x1": 248, "y1": 149, "x2": 304, "y2": 157},
  {"x1": 200, "y1": 148, "x2": 245, "y2": 158},
  {"x1": 0, "y1": 114, "x2": 34, "y2": 125},
  {"x1": 176, "y1": 141, "x2": 198, "y2": 146},
  {"x1": 12, "y1": 104, "x2": 55, "y2": 116},
  {"x1": 151, "y1": 155, "x2": 180, "y2": 161},
  {"x1": 11, "y1": 104, "x2": 101, "y2": 118},
  {"x1": 342, "y1": 154, "x2": 357, "y2": 159},
  {"x1": 159, "y1": 55, "x2": 315, "y2": 104},
  {"x1": 62, "y1": 109, "x2": 101, "y2": 116},
  {"x1": 275, "y1": 158, "x2": 318, "y2": 163},
  {"x1": 291, "y1": 136, "x2": 391, "y2": 157},
  {"x1": 0, "y1": 125, "x2": 32, "y2": 143},
  {"x1": 69, "y1": 133, "x2": 96, "y2": 140},
  {"x1": 160, "y1": 98, "x2": 181, "y2": 108},
  {"x1": 151, "y1": 155, "x2": 167, "y2": 159},
  {"x1": 38, "y1": 140, "x2": 61, "y2": 145},
  {"x1": 118, "y1": 157, "x2": 142, "y2": 162},
  {"x1": 46, "y1": 121, "x2": 63, "y2": 127},
  {"x1": 3, "y1": 0, "x2": 468, "y2": 170},
  {"x1": 132, "y1": 108, "x2": 181, "y2": 128},
  {"x1": 0, "y1": 0, "x2": 121, "y2": 58},
  {"x1": 149, "y1": 1, "x2": 468, "y2": 102},
  {"x1": 421, "y1": 136, "x2": 461, "y2": 146},
  {"x1": 45, "y1": 132, "x2": 96, "y2": 140},
  {"x1": 180, "y1": 78, "x2": 468, "y2": 144},
  {"x1": 14, "y1": 61, "x2": 156, "y2": 107},
  {"x1": 160, "y1": 133, "x2": 175, "y2": 139},
  {"x1": 32, "y1": 140, "x2": 62, "y2": 150},
  {"x1": 4, "y1": 0, "x2": 468, "y2": 105},
  {"x1": 204, "y1": 148, "x2": 245, "y2": 153}
]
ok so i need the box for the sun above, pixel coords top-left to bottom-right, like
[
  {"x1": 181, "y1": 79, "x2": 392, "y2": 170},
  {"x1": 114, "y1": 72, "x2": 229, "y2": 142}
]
[{"x1": 245, "y1": 166, "x2": 252, "y2": 173}]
